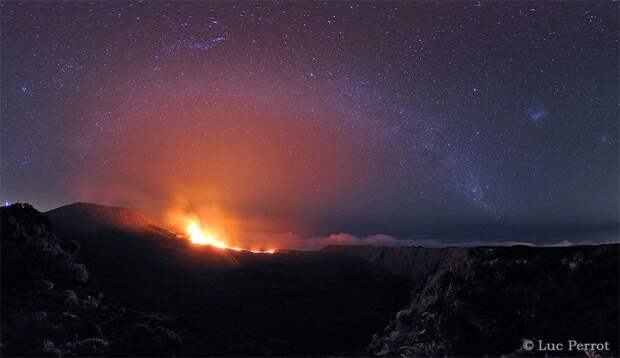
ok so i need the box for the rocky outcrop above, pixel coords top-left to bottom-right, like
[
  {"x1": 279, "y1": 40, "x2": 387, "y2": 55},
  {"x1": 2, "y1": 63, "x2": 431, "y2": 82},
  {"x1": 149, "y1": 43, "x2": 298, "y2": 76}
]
[
  {"x1": 1, "y1": 204, "x2": 181, "y2": 356},
  {"x1": 328, "y1": 244, "x2": 619, "y2": 357}
]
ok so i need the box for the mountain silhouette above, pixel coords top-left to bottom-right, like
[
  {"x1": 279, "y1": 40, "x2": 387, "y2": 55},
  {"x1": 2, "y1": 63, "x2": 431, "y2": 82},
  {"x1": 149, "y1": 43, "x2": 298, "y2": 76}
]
[
  {"x1": 4, "y1": 202, "x2": 616, "y2": 356},
  {"x1": 43, "y1": 202, "x2": 410, "y2": 355},
  {"x1": 46, "y1": 202, "x2": 239, "y2": 268}
]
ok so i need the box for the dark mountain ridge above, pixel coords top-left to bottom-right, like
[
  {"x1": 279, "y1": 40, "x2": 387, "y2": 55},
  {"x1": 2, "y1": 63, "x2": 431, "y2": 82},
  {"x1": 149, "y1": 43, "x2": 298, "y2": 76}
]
[
  {"x1": 46, "y1": 202, "x2": 170, "y2": 234},
  {"x1": 322, "y1": 244, "x2": 461, "y2": 284},
  {"x1": 41, "y1": 202, "x2": 410, "y2": 356},
  {"x1": 1, "y1": 203, "x2": 183, "y2": 356},
  {"x1": 2, "y1": 202, "x2": 617, "y2": 357}
]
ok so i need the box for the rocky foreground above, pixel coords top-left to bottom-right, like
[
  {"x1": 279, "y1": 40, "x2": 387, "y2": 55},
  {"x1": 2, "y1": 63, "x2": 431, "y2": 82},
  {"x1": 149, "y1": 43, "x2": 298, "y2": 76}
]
[
  {"x1": 1, "y1": 204, "x2": 182, "y2": 356},
  {"x1": 324, "y1": 243, "x2": 619, "y2": 357},
  {"x1": 2, "y1": 203, "x2": 409, "y2": 356},
  {"x1": 2, "y1": 202, "x2": 618, "y2": 357}
]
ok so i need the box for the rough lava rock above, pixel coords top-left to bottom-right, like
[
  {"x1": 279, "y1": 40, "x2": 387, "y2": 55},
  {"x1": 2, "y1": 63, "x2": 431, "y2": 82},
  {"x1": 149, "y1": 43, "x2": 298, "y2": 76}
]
[
  {"x1": 1, "y1": 203, "x2": 181, "y2": 356},
  {"x1": 346, "y1": 245, "x2": 620, "y2": 357}
]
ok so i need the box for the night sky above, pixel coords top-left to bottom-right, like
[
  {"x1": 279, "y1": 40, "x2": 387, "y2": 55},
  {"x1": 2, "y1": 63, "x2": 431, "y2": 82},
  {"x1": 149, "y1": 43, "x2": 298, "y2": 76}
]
[{"x1": 1, "y1": 2, "x2": 618, "y2": 244}]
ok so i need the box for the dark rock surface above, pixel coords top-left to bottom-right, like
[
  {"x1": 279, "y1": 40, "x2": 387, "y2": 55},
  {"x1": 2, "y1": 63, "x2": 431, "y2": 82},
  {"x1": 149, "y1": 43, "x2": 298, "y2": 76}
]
[
  {"x1": 6, "y1": 202, "x2": 616, "y2": 357},
  {"x1": 322, "y1": 245, "x2": 461, "y2": 286},
  {"x1": 3, "y1": 202, "x2": 410, "y2": 356},
  {"x1": 325, "y1": 244, "x2": 619, "y2": 357},
  {"x1": 1, "y1": 203, "x2": 182, "y2": 356}
]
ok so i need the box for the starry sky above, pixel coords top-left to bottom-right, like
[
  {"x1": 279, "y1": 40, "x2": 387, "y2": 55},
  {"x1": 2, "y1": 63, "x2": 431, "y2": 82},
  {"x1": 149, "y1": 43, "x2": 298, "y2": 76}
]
[{"x1": 1, "y1": 1, "x2": 618, "y2": 242}]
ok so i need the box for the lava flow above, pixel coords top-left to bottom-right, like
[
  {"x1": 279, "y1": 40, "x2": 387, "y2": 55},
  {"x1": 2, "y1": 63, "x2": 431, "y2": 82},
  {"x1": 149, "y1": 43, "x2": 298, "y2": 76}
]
[{"x1": 186, "y1": 220, "x2": 275, "y2": 254}]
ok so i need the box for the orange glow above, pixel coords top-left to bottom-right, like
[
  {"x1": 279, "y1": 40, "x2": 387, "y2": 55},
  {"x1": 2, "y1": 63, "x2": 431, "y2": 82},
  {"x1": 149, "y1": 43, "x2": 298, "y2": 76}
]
[
  {"x1": 74, "y1": 80, "x2": 370, "y2": 241},
  {"x1": 185, "y1": 219, "x2": 275, "y2": 254}
]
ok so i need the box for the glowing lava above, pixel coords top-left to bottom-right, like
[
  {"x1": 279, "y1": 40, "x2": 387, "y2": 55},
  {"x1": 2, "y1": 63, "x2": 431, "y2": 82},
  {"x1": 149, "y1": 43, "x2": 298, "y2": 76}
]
[{"x1": 186, "y1": 220, "x2": 274, "y2": 254}]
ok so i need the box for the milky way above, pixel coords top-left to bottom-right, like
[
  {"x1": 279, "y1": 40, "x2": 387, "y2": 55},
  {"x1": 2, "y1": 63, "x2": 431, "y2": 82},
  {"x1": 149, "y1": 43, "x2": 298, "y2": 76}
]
[{"x1": 1, "y1": 2, "x2": 618, "y2": 240}]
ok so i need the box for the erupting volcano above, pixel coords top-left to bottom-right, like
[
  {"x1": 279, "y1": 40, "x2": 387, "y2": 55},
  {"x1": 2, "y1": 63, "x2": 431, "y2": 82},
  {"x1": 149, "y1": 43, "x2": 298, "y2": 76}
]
[
  {"x1": 185, "y1": 219, "x2": 275, "y2": 254},
  {"x1": 1, "y1": 1, "x2": 618, "y2": 357}
]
